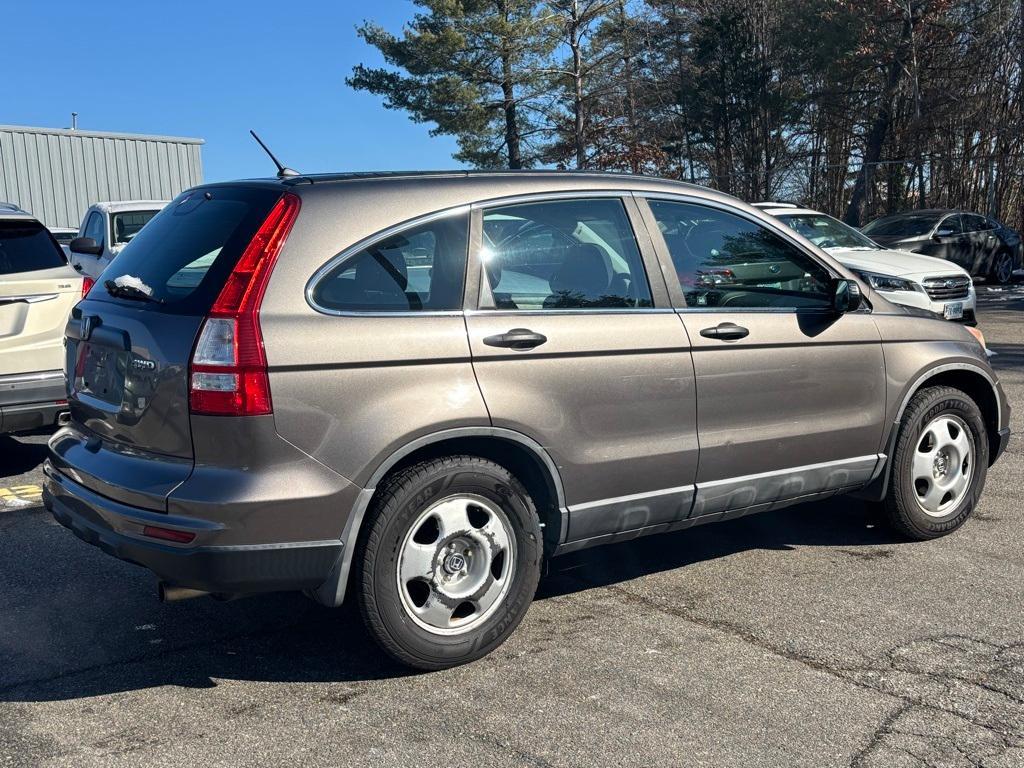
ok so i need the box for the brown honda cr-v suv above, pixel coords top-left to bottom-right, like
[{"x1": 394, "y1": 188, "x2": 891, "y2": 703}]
[{"x1": 44, "y1": 172, "x2": 1010, "y2": 669}]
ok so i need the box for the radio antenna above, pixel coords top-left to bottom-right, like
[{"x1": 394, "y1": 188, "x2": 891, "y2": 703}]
[{"x1": 249, "y1": 130, "x2": 299, "y2": 178}]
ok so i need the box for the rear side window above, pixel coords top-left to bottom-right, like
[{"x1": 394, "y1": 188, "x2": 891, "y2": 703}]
[
  {"x1": 961, "y1": 214, "x2": 990, "y2": 233},
  {"x1": 480, "y1": 198, "x2": 652, "y2": 310},
  {"x1": 311, "y1": 213, "x2": 469, "y2": 312},
  {"x1": 97, "y1": 187, "x2": 281, "y2": 313},
  {"x1": 0, "y1": 219, "x2": 67, "y2": 275}
]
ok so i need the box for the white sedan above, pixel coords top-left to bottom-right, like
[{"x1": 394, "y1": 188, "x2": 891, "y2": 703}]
[{"x1": 755, "y1": 203, "x2": 977, "y2": 324}]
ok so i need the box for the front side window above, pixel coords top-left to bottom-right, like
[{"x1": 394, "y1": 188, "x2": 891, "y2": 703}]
[
  {"x1": 937, "y1": 215, "x2": 964, "y2": 235},
  {"x1": 112, "y1": 210, "x2": 160, "y2": 245},
  {"x1": 649, "y1": 200, "x2": 834, "y2": 310},
  {"x1": 83, "y1": 212, "x2": 105, "y2": 245},
  {"x1": 480, "y1": 198, "x2": 652, "y2": 310},
  {"x1": 312, "y1": 212, "x2": 469, "y2": 312}
]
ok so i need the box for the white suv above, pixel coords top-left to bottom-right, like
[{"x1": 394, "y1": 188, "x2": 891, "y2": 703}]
[
  {"x1": 756, "y1": 203, "x2": 977, "y2": 324},
  {"x1": 0, "y1": 206, "x2": 85, "y2": 433}
]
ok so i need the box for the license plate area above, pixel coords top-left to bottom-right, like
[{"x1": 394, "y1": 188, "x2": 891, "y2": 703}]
[
  {"x1": 943, "y1": 302, "x2": 964, "y2": 320},
  {"x1": 74, "y1": 342, "x2": 127, "y2": 406}
]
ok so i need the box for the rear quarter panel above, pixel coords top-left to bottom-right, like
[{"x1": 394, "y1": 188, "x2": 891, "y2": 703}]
[{"x1": 259, "y1": 187, "x2": 489, "y2": 487}]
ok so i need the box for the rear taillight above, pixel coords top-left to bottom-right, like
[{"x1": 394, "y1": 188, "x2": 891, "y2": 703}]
[
  {"x1": 188, "y1": 193, "x2": 300, "y2": 416},
  {"x1": 82, "y1": 276, "x2": 94, "y2": 298}
]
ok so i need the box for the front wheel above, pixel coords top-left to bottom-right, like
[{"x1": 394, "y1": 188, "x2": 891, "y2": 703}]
[
  {"x1": 883, "y1": 386, "x2": 989, "y2": 540},
  {"x1": 356, "y1": 456, "x2": 543, "y2": 670}
]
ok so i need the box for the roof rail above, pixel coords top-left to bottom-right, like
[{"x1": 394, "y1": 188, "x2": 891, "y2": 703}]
[{"x1": 751, "y1": 201, "x2": 799, "y2": 209}]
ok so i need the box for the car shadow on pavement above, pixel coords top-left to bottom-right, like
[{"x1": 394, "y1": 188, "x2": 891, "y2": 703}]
[
  {"x1": 0, "y1": 493, "x2": 902, "y2": 703},
  {"x1": 538, "y1": 494, "x2": 900, "y2": 599},
  {"x1": 0, "y1": 434, "x2": 50, "y2": 479}
]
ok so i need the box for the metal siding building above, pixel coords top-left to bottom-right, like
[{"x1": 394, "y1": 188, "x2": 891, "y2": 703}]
[{"x1": 0, "y1": 125, "x2": 204, "y2": 229}]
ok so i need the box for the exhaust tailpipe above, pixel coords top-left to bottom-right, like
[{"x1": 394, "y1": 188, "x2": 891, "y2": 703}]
[{"x1": 158, "y1": 583, "x2": 210, "y2": 602}]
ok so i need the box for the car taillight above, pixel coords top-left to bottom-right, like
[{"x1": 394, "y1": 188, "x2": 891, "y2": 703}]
[
  {"x1": 188, "y1": 193, "x2": 300, "y2": 416},
  {"x1": 82, "y1": 276, "x2": 94, "y2": 298}
]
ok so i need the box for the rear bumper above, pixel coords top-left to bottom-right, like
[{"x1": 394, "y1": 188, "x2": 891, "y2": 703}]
[
  {"x1": 44, "y1": 461, "x2": 343, "y2": 594},
  {"x1": 0, "y1": 370, "x2": 67, "y2": 434}
]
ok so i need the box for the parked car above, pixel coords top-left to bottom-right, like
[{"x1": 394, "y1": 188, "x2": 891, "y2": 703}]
[
  {"x1": 755, "y1": 203, "x2": 977, "y2": 324},
  {"x1": 68, "y1": 200, "x2": 168, "y2": 279},
  {"x1": 0, "y1": 206, "x2": 87, "y2": 434},
  {"x1": 45, "y1": 173, "x2": 1009, "y2": 670},
  {"x1": 862, "y1": 209, "x2": 1022, "y2": 284},
  {"x1": 48, "y1": 226, "x2": 79, "y2": 247}
]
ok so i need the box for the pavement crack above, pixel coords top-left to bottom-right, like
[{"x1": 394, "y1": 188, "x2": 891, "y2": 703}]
[{"x1": 850, "y1": 702, "x2": 915, "y2": 767}]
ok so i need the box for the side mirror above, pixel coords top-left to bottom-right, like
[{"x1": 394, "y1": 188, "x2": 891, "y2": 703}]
[
  {"x1": 933, "y1": 228, "x2": 955, "y2": 239},
  {"x1": 833, "y1": 278, "x2": 863, "y2": 314},
  {"x1": 70, "y1": 237, "x2": 101, "y2": 256}
]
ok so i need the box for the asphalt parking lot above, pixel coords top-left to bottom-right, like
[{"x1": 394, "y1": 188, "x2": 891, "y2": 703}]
[{"x1": 1, "y1": 287, "x2": 1022, "y2": 768}]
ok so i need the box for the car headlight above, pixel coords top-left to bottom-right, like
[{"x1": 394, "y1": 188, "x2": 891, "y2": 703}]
[{"x1": 853, "y1": 270, "x2": 920, "y2": 292}]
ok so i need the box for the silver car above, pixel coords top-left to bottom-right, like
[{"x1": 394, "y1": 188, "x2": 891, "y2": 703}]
[{"x1": 45, "y1": 172, "x2": 1010, "y2": 669}]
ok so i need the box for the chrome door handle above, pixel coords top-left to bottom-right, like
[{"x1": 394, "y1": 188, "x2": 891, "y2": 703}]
[
  {"x1": 483, "y1": 328, "x2": 548, "y2": 350},
  {"x1": 700, "y1": 322, "x2": 749, "y2": 341}
]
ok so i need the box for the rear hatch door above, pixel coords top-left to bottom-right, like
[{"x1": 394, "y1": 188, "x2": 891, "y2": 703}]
[{"x1": 53, "y1": 186, "x2": 283, "y2": 510}]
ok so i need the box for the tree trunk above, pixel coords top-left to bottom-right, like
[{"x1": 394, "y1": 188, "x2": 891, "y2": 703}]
[
  {"x1": 569, "y1": 1, "x2": 586, "y2": 169},
  {"x1": 500, "y1": 45, "x2": 522, "y2": 169},
  {"x1": 844, "y1": 8, "x2": 915, "y2": 225}
]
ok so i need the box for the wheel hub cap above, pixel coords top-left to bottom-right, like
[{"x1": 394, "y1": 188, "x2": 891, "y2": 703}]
[
  {"x1": 912, "y1": 415, "x2": 973, "y2": 517},
  {"x1": 396, "y1": 494, "x2": 516, "y2": 635}
]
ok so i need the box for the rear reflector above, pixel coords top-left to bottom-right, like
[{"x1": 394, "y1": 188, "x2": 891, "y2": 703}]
[
  {"x1": 188, "y1": 193, "x2": 300, "y2": 416},
  {"x1": 142, "y1": 525, "x2": 196, "y2": 544},
  {"x1": 82, "y1": 276, "x2": 95, "y2": 298}
]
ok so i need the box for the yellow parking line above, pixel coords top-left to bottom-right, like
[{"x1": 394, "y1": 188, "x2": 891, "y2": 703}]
[{"x1": 0, "y1": 484, "x2": 43, "y2": 508}]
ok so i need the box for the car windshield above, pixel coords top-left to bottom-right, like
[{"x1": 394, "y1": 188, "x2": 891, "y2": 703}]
[
  {"x1": 777, "y1": 213, "x2": 879, "y2": 250},
  {"x1": 862, "y1": 214, "x2": 941, "y2": 237},
  {"x1": 111, "y1": 210, "x2": 161, "y2": 245},
  {"x1": 0, "y1": 219, "x2": 68, "y2": 274}
]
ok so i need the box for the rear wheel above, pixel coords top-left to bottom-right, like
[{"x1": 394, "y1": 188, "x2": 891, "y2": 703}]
[
  {"x1": 884, "y1": 386, "x2": 988, "y2": 540},
  {"x1": 990, "y1": 251, "x2": 1014, "y2": 284},
  {"x1": 356, "y1": 456, "x2": 542, "y2": 670}
]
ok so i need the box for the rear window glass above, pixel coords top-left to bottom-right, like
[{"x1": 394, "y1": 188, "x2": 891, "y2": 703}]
[
  {"x1": 111, "y1": 210, "x2": 161, "y2": 245},
  {"x1": 95, "y1": 187, "x2": 280, "y2": 313},
  {"x1": 0, "y1": 220, "x2": 67, "y2": 275}
]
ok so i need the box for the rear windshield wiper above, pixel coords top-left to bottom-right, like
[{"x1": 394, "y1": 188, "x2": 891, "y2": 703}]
[{"x1": 104, "y1": 279, "x2": 163, "y2": 304}]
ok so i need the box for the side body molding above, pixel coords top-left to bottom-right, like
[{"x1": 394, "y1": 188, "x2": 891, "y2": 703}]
[{"x1": 311, "y1": 426, "x2": 569, "y2": 608}]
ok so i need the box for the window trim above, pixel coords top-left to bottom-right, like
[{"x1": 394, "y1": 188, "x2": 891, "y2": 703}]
[
  {"x1": 304, "y1": 204, "x2": 471, "y2": 318},
  {"x1": 635, "y1": 193, "x2": 844, "y2": 313},
  {"x1": 469, "y1": 191, "x2": 667, "y2": 313}
]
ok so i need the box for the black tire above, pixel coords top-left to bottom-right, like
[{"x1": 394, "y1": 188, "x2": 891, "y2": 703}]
[
  {"x1": 990, "y1": 251, "x2": 1014, "y2": 285},
  {"x1": 356, "y1": 455, "x2": 543, "y2": 670},
  {"x1": 884, "y1": 385, "x2": 989, "y2": 540}
]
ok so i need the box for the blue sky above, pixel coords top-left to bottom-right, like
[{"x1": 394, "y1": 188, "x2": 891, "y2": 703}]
[{"x1": 2, "y1": 1, "x2": 462, "y2": 181}]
